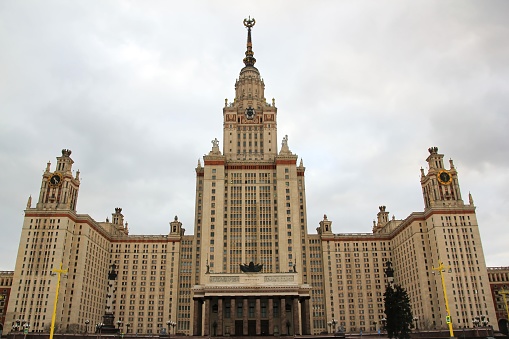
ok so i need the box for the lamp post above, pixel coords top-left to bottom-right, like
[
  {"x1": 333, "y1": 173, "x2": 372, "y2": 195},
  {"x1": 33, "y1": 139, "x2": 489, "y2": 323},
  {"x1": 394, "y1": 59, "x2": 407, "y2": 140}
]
[
  {"x1": 22, "y1": 321, "x2": 29, "y2": 339},
  {"x1": 126, "y1": 323, "x2": 131, "y2": 335},
  {"x1": 166, "y1": 320, "x2": 176, "y2": 338},
  {"x1": 327, "y1": 321, "x2": 332, "y2": 334},
  {"x1": 116, "y1": 321, "x2": 123, "y2": 336},
  {"x1": 432, "y1": 261, "x2": 454, "y2": 338},
  {"x1": 381, "y1": 318, "x2": 386, "y2": 334},
  {"x1": 473, "y1": 317, "x2": 480, "y2": 338},
  {"x1": 96, "y1": 323, "x2": 104, "y2": 339},
  {"x1": 12, "y1": 319, "x2": 22, "y2": 339},
  {"x1": 331, "y1": 319, "x2": 337, "y2": 333},
  {"x1": 85, "y1": 320, "x2": 90, "y2": 334},
  {"x1": 413, "y1": 317, "x2": 419, "y2": 332},
  {"x1": 480, "y1": 315, "x2": 490, "y2": 337},
  {"x1": 12, "y1": 319, "x2": 21, "y2": 332},
  {"x1": 49, "y1": 263, "x2": 68, "y2": 339}
]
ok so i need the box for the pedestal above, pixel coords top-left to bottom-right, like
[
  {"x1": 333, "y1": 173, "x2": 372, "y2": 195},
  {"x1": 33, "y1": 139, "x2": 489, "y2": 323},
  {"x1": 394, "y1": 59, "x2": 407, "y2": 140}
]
[{"x1": 98, "y1": 313, "x2": 120, "y2": 334}]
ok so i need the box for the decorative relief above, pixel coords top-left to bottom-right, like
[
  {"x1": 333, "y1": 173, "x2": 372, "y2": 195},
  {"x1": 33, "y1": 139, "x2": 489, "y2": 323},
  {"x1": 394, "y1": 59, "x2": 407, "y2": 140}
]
[
  {"x1": 264, "y1": 114, "x2": 274, "y2": 121},
  {"x1": 264, "y1": 276, "x2": 294, "y2": 282},
  {"x1": 225, "y1": 114, "x2": 236, "y2": 122},
  {"x1": 210, "y1": 276, "x2": 240, "y2": 283}
]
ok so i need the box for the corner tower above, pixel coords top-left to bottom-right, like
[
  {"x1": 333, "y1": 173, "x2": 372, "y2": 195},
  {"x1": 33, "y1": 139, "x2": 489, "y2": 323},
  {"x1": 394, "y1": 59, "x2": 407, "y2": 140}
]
[
  {"x1": 36, "y1": 149, "x2": 81, "y2": 211},
  {"x1": 420, "y1": 146, "x2": 464, "y2": 209}
]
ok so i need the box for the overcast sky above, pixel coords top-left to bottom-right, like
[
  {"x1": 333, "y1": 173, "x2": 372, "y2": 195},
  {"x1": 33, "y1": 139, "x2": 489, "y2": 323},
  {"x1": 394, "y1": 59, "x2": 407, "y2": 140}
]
[{"x1": 1, "y1": 1, "x2": 508, "y2": 270}]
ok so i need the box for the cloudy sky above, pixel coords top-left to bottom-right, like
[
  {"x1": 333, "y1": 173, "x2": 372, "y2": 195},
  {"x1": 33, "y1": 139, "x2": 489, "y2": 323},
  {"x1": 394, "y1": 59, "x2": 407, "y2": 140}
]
[{"x1": 1, "y1": 1, "x2": 508, "y2": 270}]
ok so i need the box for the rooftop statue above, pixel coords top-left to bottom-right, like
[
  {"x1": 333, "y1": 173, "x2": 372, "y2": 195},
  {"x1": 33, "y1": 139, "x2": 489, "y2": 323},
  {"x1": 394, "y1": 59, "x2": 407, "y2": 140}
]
[{"x1": 240, "y1": 261, "x2": 263, "y2": 273}]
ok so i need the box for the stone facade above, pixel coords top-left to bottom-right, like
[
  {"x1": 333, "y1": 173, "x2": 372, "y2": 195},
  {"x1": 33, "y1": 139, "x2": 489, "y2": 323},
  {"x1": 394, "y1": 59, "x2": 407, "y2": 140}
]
[
  {"x1": 487, "y1": 266, "x2": 509, "y2": 334},
  {"x1": 5, "y1": 19, "x2": 498, "y2": 336}
]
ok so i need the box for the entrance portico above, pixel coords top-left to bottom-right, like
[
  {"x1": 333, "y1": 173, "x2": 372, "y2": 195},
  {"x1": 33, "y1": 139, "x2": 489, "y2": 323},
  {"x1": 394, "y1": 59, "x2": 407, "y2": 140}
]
[{"x1": 193, "y1": 272, "x2": 311, "y2": 336}]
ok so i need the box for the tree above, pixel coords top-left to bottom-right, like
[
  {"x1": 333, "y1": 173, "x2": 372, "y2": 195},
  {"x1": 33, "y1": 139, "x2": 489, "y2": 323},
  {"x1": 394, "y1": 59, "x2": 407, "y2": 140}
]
[
  {"x1": 384, "y1": 284, "x2": 413, "y2": 339},
  {"x1": 66, "y1": 323, "x2": 81, "y2": 334}
]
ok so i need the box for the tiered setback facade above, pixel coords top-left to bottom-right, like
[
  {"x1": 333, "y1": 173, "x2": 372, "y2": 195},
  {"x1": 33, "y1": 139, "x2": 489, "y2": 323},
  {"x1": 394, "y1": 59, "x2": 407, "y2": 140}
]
[
  {"x1": 0, "y1": 271, "x2": 13, "y2": 334},
  {"x1": 6, "y1": 20, "x2": 497, "y2": 336},
  {"x1": 487, "y1": 267, "x2": 509, "y2": 333}
]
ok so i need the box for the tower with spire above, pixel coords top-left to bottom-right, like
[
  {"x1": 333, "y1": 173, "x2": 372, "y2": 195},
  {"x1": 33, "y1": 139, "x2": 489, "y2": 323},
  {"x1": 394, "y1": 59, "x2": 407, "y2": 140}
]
[
  {"x1": 191, "y1": 17, "x2": 312, "y2": 336},
  {"x1": 222, "y1": 16, "x2": 278, "y2": 162},
  {"x1": 194, "y1": 17, "x2": 308, "y2": 277}
]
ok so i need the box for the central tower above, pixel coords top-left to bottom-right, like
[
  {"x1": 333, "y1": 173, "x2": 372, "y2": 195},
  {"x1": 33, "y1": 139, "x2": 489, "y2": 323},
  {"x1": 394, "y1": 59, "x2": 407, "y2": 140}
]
[
  {"x1": 191, "y1": 18, "x2": 312, "y2": 336},
  {"x1": 222, "y1": 17, "x2": 278, "y2": 161},
  {"x1": 194, "y1": 17, "x2": 309, "y2": 276}
]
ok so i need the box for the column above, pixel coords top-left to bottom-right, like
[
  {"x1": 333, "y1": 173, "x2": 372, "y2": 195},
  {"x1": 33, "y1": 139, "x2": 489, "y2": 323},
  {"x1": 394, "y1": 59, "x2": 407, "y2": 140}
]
[
  {"x1": 218, "y1": 298, "x2": 223, "y2": 336},
  {"x1": 204, "y1": 298, "x2": 210, "y2": 336},
  {"x1": 193, "y1": 299, "x2": 202, "y2": 336},
  {"x1": 268, "y1": 298, "x2": 274, "y2": 335},
  {"x1": 243, "y1": 298, "x2": 248, "y2": 335},
  {"x1": 303, "y1": 297, "x2": 311, "y2": 335},
  {"x1": 231, "y1": 297, "x2": 236, "y2": 335},
  {"x1": 293, "y1": 297, "x2": 300, "y2": 335},
  {"x1": 280, "y1": 297, "x2": 287, "y2": 335},
  {"x1": 255, "y1": 298, "x2": 261, "y2": 335}
]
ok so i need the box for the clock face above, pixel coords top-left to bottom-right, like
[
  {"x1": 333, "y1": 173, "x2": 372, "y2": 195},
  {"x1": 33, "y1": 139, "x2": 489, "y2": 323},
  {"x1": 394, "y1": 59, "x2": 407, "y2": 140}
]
[
  {"x1": 245, "y1": 107, "x2": 256, "y2": 120},
  {"x1": 49, "y1": 173, "x2": 62, "y2": 186},
  {"x1": 437, "y1": 170, "x2": 452, "y2": 185}
]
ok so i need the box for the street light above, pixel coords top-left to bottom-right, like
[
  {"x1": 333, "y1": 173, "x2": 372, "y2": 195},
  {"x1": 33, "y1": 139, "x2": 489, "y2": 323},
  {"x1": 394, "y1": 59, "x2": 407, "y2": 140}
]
[
  {"x1": 432, "y1": 261, "x2": 454, "y2": 338},
  {"x1": 480, "y1": 315, "x2": 488, "y2": 327},
  {"x1": 12, "y1": 319, "x2": 21, "y2": 332},
  {"x1": 85, "y1": 320, "x2": 90, "y2": 334},
  {"x1": 96, "y1": 323, "x2": 104, "y2": 337},
  {"x1": 381, "y1": 318, "x2": 387, "y2": 333},
  {"x1": 125, "y1": 323, "x2": 131, "y2": 335},
  {"x1": 22, "y1": 321, "x2": 29, "y2": 339},
  {"x1": 166, "y1": 321, "x2": 176, "y2": 338},
  {"x1": 49, "y1": 263, "x2": 68, "y2": 339},
  {"x1": 331, "y1": 319, "x2": 337, "y2": 333},
  {"x1": 413, "y1": 317, "x2": 419, "y2": 331},
  {"x1": 117, "y1": 320, "x2": 123, "y2": 336}
]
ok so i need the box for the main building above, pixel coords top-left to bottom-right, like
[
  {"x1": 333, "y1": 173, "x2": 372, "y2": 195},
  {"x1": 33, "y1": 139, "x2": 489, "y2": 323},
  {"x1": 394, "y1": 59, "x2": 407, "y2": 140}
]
[{"x1": 6, "y1": 18, "x2": 497, "y2": 336}]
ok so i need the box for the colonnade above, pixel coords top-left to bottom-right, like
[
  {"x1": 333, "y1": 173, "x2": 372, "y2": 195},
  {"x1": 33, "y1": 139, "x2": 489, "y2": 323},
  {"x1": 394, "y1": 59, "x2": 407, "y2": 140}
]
[{"x1": 192, "y1": 296, "x2": 310, "y2": 336}]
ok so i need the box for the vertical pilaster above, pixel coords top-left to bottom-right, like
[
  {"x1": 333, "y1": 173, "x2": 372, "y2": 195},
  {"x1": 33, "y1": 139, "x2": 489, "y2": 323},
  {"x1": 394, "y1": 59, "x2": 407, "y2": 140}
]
[
  {"x1": 256, "y1": 298, "x2": 261, "y2": 335},
  {"x1": 293, "y1": 297, "x2": 300, "y2": 335},
  {"x1": 231, "y1": 298, "x2": 236, "y2": 335},
  {"x1": 218, "y1": 298, "x2": 223, "y2": 336},
  {"x1": 204, "y1": 298, "x2": 210, "y2": 336},
  {"x1": 193, "y1": 299, "x2": 202, "y2": 336},
  {"x1": 303, "y1": 297, "x2": 311, "y2": 335},
  {"x1": 281, "y1": 297, "x2": 287, "y2": 335},
  {"x1": 243, "y1": 298, "x2": 248, "y2": 335},
  {"x1": 268, "y1": 298, "x2": 274, "y2": 335}
]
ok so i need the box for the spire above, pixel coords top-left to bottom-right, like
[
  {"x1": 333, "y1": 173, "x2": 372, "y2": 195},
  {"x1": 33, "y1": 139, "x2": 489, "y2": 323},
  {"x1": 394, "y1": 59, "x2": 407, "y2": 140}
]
[{"x1": 243, "y1": 16, "x2": 256, "y2": 67}]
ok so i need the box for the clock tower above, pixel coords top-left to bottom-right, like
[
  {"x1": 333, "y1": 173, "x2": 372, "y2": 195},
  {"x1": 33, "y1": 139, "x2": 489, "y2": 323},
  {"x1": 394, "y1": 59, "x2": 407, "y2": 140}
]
[
  {"x1": 35, "y1": 149, "x2": 81, "y2": 211},
  {"x1": 420, "y1": 146, "x2": 464, "y2": 209}
]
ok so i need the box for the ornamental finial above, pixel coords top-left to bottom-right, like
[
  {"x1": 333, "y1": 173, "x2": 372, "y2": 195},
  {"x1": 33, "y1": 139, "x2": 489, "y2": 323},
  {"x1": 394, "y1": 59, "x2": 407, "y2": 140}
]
[
  {"x1": 243, "y1": 16, "x2": 256, "y2": 67},
  {"x1": 243, "y1": 16, "x2": 255, "y2": 29}
]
